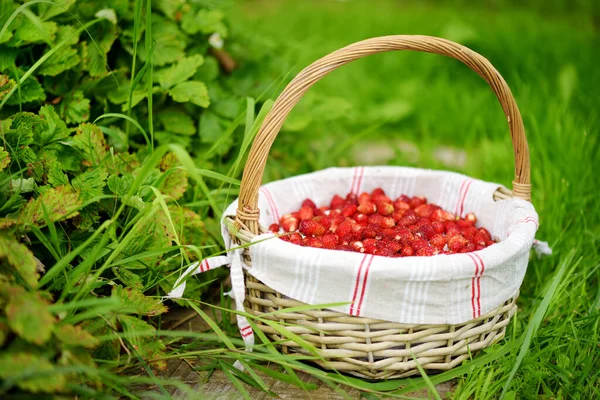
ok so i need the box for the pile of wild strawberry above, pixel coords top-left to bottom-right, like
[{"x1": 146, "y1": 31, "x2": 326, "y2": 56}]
[{"x1": 269, "y1": 188, "x2": 495, "y2": 257}]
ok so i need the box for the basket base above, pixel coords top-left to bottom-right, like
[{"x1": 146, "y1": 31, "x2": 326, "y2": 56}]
[{"x1": 245, "y1": 274, "x2": 517, "y2": 380}]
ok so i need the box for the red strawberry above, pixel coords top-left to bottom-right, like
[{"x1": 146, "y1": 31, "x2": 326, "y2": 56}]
[
  {"x1": 335, "y1": 219, "x2": 356, "y2": 237},
  {"x1": 414, "y1": 204, "x2": 438, "y2": 218},
  {"x1": 371, "y1": 188, "x2": 386, "y2": 198},
  {"x1": 461, "y1": 226, "x2": 477, "y2": 240},
  {"x1": 384, "y1": 240, "x2": 402, "y2": 254},
  {"x1": 416, "y1": 246, "x2": 435, "y2": 257},
  {"x1": 417, "y1": 224, "x2": 436, "y2": 240},
  {"x1": 335, "y1": 244, "x2": 354, "y2": 252},
  {"x1": 448, "y1": 235, "x2": 468, "y2": 253},
  {"x1": 342, "y1": 204, "x2": 358, "y2": 217},
  {"x1": 375, "y1": 247, "x2": 394, "y2": 257},
  {"x1": 299, "y1": 220, "x2": 327, "y2": 236},
  {"x1": 397, "y1": 210, "x2": 417, "y2": 227},
  {"x1": 401, "y1": 246, "x2": 415, "y2": 257},
  {"x1": 305, "y1": 237, "x2": 324, "y2": 248},
  {"x1": 321, "y1": 234, "x2": 339, "y2": 249},
  {"x1": 354, "y1": 213, "x2": 369, "y2": 225},
  {"x1": 330, "y1": 195, "x2": 345, "y2": 209},
  {"x1": 432, "y1": 221, "x2": 445, "y2": 234},
  {"x1": 350, "y1": 240, "x2": 364, "y2": 252},
  {"x1": 377, "y1": 201, "x2": 394, "y2": 216},
  {"x1": 363, "y1": 238, "x2": 378, "y2": 254},
  {"x1": 298, "y1": 206, "x2": 314, "y2": 220},
  {"x1": 431, "y1": 209, "x2": 456, "y2": 222},
  {"x1": 394, "y1": 228, "x2": 415, "y2": 245},
  {"x1": 430, "y1": 234, "x2": 447, "y2": 250},
  {"x1": 345, "y1": 192, "x2": 358, "y2": 205},
  {"x1": 358, "y1": 192, "x2": 371, "y2": 205},
  {"x1": 392, "y1": 210, "x2": 406, "y2": 222},
  {"x1": 465, "y1": 212, "x2": 477, "y2": 225},
  {"x1": 381, "y1": 216, "x2": 395, "y2": 228},
  {"x1": 269, "y1": 223, "x2": 280, "y2": 233},
  {"x1": 409, "y1": 196, "x2": 427, "y2": 209},
  {"x1": 357, "y1": 201, "x2": 377, "y2": 215},
  {"x1": 329, "y1": 214, "x2": 345, "y2": 231},
  {"x1": 281, "y1": 216, "x2": 299, "y2": 232},
  {"x1": 361, "y1": 226, "x2": 377, "y2": 239},
  {"x1": 478, "y1": 228, "x2": 492, "y2": 241},
  {"x1": 368, "y1": 214, "x2": 384, "y2": 226},
  {"x1": 302, "y1": 199, "x2": 317, "y2": 209},
  {"x1": 393, "y1": 199, "x2": 411, "y2": 212},
  {"x1": 463, "y1": 242, "x2": 476, "y2": 253}
]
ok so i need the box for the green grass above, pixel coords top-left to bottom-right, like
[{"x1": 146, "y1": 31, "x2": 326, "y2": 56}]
[{"x1": 217, "y1": 0, "x2": 599, "y2": 398}]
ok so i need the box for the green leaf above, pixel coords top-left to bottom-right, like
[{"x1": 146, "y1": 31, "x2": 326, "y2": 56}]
[
  {"x1": 58, "y1": 90, "x2": 91, "y2": 124},
  {"x1": 181, "y1": 9, "x2": 228, "y2": 37},
  {"x1": 0, "y1": 146, "x2": 10, "y2": 172},
  {"x1": 40, "y1": 0, "x2": 76, "y2": 20},
  {"x1": 34, "y1": 105, "x2": 70, "y2": 146},
  {"x1": 18, "y1": 185, "x2": 82, "y2": 226},
  {"x1": 9, "y1": 19, "x2": 57, "y2": 46},
  {"x1": 199, "y1": 109, "x2": 225, "y2": 144},
  {"x1": 72, "y1": 123, "x2": 108, "y2": 166},
  {"x1": 4, "y1": 285, "x2": 54, "y2": 345},
  {"x1": 37, "y1": 25, "x2": 80, "y2": 76},
  {"x1": 3, "y1": 70, "x2": 46, "y2": 105},
  {"x1": 156, "y1": 54, "x2": 204, "y2": 89},
  {"x1": 47, "y1": 163, "x2": 69, "y2": 187},
  {"x1": 139, "y1": 15, "x2": 187, "y2": 67},
  {"x1": 0, "y1": 235, "x2": 38, "y2": 287},
  {"x1": 0, "y1": 353, "x2": 66, "y2": 393},
  {"x1": 113, "y1": 285, "x2": 168, "y2": 317},
  {"x1": 83, "y1": 20, "x2": 118, "y2": 76},
  {"x1": 158, "y1": 168, "x2": 188, "y2": 201},
  {"x1": 54, "y1": 324, "x2": 99, "y2": 348},
  {"x1": 118, "y1": 315, "x2": 167, "y2": 370},
  {"x1": 168, "y1": 81, "x2": 209, "y2": 108},
  {"x1": 156, "y1": 108, "x2": 196, "y2": 135},
  {"x1": 71, "y1": 167, "x2": 108, "y2": 201},
  {"x1": 9, "y1": 178, "x2": 35, "y2": 194},
  {"x1": 107, "y1": 173, "x2": 134, "y2": 196},
  {"x1": 0, "y1": 74, "x2": 15, "y2": 101}
]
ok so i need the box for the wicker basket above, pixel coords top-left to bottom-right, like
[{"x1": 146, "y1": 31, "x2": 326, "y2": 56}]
[{"x1": 229, "y1": 35, "x2": 531, "y2": 379}]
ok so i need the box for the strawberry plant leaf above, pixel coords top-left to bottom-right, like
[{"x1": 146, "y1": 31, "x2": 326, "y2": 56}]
[
  {"x1": 0, "y1": 235, "x2": 38, "y2": 287},
  {"x1": 156, "y1": 54, "x2": 204, "y2": 89},
  {"x1": 181, "y1": 9, "x2": 228, "y2": 37},
  {"x1": 158, "y1": 168, "x2": 188, "y2": 201},
  {"x1": 156, "y1": 108, "x2": 196, "y2": 135},
  {"x1": 4, "y1": 285, "x2": 54, "y2": 345},
  {"x1": 72, "y1": 123, "x2": 108, "y2": 166},
  {"x1": 39, "y1": 0, "x2": 77, "y2": 20},
  {"x1": 71, "y1": 167, "x2": 108, "y2": 201},
  {"x1": 0, "y1": 74, "x2": 15, "y2": 101},
  {"x1": 47, "y1": 163, "x2": 69, "y2": 187},
  {"x1": 34, "y1": 105, "x2": 70, "y2": 146},
  {"x1": 83, "y1": 20, "x2": 118, "y2": 77},
  {"x1": 0, "y1": 353, "x2": 66, "y2": 393},
  {"x1": 168, "y1": 80, "x2": 209, "y2": 108},
  {"x1": 3, "y1": 69, "x2": 46, "y2": 105},
  {"x1": 0, "y1": 146, "x2": 10, "y2": 172},
  {"x1": 118, "y1": 315, "x2": 167, "y2": 371},
  {"x1": 18, "y1": 185, "x2": 82, "y2": 226},
  {"x1": 139, "y1": 15, "x2": 187, "y2": 67},
  {"x1": 37, "y1": 25, "x2": 80, "y2": 76},
  {"x1": 54, "y1": 324, "x2": 99, "y2": 348},
  {"x1": 58, "y1": 90, "x2": 91, "y2": 124},
  {"x1": 9, "y1": 18, "x2": 57, "y2": 46},
  {"x1": 113, "y1": 285, "x2": 168, "y2": 317}
]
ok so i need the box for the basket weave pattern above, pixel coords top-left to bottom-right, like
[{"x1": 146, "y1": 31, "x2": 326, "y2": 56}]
[{"x1": 231, "y1": 35, "x2": 531, "y2": 378}]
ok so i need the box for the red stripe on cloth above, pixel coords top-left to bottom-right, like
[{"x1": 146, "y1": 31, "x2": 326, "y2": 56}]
[
  {"x1": 455, "y1": 180, "x2": 468, "y2": 215},
  {"x1": 350, "y1": 167, "x2": 359, "y2": 195},
  {"x1": 241, "y1": 330, "x2": 253, "y2": 338},
  {"x1": 349, "y1": 254, "x2": 369, "y2": 316},
  {"x1": 473, "y1": 253, "x2": 486, "y2": 317},
  {"x1": 354, "y1": 167, "x2": 365, "y2": 195},
  {"x1": 200, "y1": 259, "x2": 209, "y2": 272},
  {"x1": 354, "y1": 255, "x2": 375, "y2": 317},
  {"x1": 467, "y1": 254, "x2": 480, "y2": 319},
  {"x1": 508, "y1": 217, "x2": 540, "y2": 235},
  {"x1": 459, "y1": 180, "x2": 473, "y2": 218},
  {"x1": 240, "y1": 325, "x2": 252, "y2": 332},
  {"x1": 260, "y1": 187, "x2": 280, "y2": 223}
]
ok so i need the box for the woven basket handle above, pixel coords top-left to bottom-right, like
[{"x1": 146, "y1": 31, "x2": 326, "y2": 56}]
[{"x1": 236, "y1": 35, "x2": 531, "y2": 233}]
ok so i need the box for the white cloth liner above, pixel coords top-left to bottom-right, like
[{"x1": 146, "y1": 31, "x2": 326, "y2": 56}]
[{"x1": 165, "y1": 166, "x2": 546, "y2": 354}]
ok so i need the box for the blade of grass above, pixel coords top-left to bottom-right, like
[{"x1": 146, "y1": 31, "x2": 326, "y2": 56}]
[
  {"x1": 500, "y1": 250, "x2": 579, "y2": 398},
  {"x1": 94, "y1": 113, "x2": 151, "y2": 149}
]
